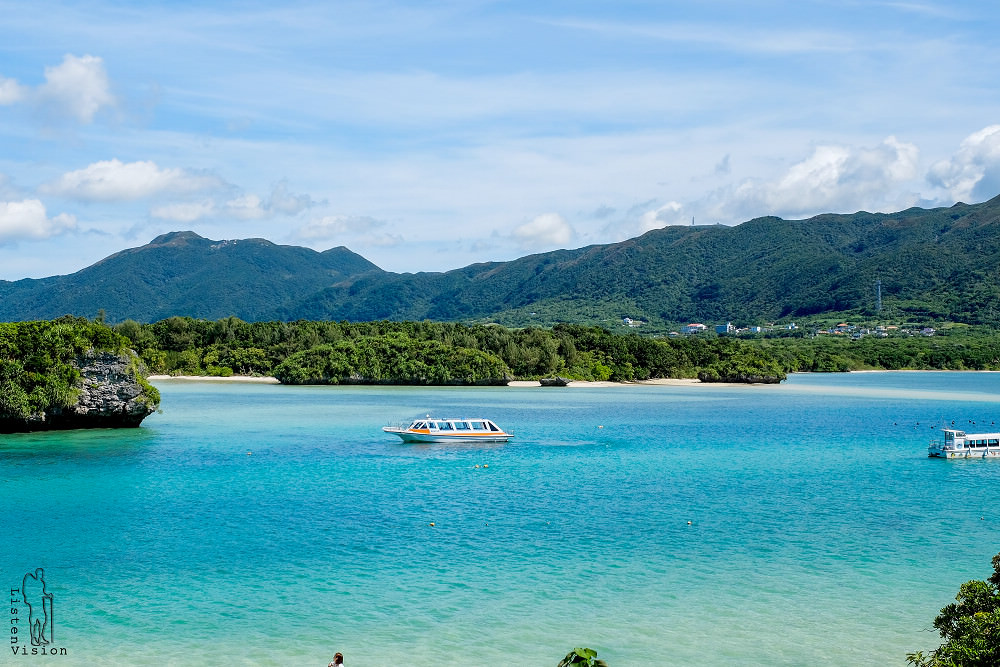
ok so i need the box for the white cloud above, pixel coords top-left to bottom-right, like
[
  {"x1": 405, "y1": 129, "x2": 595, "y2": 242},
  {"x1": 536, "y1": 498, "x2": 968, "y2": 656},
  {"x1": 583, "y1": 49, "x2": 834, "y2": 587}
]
[
  {"x1": 710, "y1": 136, "x2": 920, "y2": 221},
  {"x1": 638, "y1": 201, "x2": 683, "y2": 233},
  {"x1": 512, "y1": 213, "x2": 573, "y2": 249},
  {"x1": 292, "y1": 214, "x2": 403, "y2": 249},
  {"x1": 928, "y1": 125, "x2": 1000, "y2": 203},
  {"x1": 37, "y1": 54, "x2": 115, "y2": 123},
  {"x1": 0, "y1": 76, "x2": 25, "y2": 105},
  {"x1": 150, "y1": 200, "x2": 217, "y2": 223},
  {"x1": 267, "y1": 180, "x2": 316, "y2": 215},
  {"x1": 295, "y1": 214, "x2": 384, "y2": 240},
  {"x1": 224, "y1": 193, "x2": 267, "y2": 220},
  {"x1": 147, "y1": 181, "x2": 316, "y2": 223},
  {"x1": 0, "y1": 199, "x2": 77, "y2": 243},
  {"x1": 41, "y1": 159, "x2": 222, "y2": 201},
  {"x1": 223, "y1": 182, "x2": 316, "y2": 219}
]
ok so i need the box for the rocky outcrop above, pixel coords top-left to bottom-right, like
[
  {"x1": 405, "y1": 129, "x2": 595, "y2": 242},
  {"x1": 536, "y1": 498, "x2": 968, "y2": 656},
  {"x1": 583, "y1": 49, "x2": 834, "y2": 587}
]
[{"x1": 0, "y1": 350, "x2": 159, "y2": 432}]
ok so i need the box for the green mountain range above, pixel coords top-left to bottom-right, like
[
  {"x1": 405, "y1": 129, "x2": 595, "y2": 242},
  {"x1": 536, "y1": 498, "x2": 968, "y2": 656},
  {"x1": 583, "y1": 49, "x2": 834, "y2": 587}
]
[{"x1": 3, "y1": 196, "x2": 1000, "y2": 326}]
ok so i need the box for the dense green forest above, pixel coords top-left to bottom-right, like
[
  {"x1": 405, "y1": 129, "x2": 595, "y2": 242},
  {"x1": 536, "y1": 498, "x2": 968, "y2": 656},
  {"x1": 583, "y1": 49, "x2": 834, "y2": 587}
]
[
  {"x1": 105, "y1": 316, "x2": 1000, "y2": 384},
  {"x1": 0, "y1": 318, "x2": 159, "y2": 420},
  {"x1": 5, "y1": 195, "x2": 1000, "y2": 328},
  {"x1": 111, "y1": 316, "x2": 787, "y2": 384},
  {"x1": 7, "y1": 316, "x2": 1000, "y2": 403}
]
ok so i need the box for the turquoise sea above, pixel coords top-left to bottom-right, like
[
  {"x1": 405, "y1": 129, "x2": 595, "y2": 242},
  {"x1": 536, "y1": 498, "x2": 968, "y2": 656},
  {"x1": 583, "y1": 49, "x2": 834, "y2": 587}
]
[{"x1": 4, "y1": 371, "x2": 1000, "y2": 666}]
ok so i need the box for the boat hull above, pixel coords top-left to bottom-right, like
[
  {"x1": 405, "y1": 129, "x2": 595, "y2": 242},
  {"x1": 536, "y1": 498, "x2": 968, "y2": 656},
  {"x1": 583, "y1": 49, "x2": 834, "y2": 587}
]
[
  {"x1": 383, "y1": 427, "x2": 511, "y2": 443},
  {"x1": 929, "y1": 447, "x2": 1000, "y2": 459}
]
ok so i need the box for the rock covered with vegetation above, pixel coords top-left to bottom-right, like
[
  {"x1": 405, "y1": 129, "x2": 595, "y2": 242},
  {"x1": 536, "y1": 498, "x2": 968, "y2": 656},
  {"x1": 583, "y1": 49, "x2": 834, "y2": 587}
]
[{"x1": 0, "y1": 318, "x2": 159, "y2": 433}]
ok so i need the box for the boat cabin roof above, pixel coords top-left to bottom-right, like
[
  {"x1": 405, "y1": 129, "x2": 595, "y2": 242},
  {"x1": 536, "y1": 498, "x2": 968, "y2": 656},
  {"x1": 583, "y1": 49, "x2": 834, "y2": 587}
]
[{"x1": 942, "y1": 428, "x2": 1000, "y2": 439}]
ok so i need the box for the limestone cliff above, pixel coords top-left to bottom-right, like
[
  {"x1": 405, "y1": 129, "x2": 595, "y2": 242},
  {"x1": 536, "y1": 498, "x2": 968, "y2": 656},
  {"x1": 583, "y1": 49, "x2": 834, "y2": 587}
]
[{"x1": 0, "y1": 350, "x2": 159, "y2": 432}]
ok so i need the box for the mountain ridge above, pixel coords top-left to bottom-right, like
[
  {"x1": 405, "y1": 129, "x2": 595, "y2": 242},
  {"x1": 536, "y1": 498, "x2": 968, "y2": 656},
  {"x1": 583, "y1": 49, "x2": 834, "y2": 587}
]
[{"x1": 2, "y1": 196, "x2": 1000, "y2": 325}]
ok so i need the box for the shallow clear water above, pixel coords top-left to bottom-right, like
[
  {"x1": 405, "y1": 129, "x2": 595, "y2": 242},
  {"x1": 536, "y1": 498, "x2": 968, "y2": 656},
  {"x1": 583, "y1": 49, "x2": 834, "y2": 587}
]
[{"x1": 3, "y1": 371, "x2": 1000, "y2": 665}]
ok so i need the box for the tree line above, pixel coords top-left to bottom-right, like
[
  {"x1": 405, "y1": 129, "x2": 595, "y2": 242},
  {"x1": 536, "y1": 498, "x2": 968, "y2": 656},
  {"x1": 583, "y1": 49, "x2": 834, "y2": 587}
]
[{"x1": 109, "y1": 316, "x2": 787, "y2": 384}]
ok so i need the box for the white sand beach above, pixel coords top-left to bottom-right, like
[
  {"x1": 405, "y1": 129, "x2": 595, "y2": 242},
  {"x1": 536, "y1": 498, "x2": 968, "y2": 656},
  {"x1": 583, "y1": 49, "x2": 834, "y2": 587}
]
[
  {"x1": 147, "y1": 375, "x2": 281, "y2": 383},
  {"x1": 147, "y1": 375, "x2": 753, "y2": 387}
]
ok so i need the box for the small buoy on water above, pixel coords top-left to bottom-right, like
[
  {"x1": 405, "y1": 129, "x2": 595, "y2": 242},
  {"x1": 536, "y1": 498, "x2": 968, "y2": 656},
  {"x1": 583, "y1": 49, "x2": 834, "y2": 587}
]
[
  {"x1": 429, "y1": 522, "x2": 435, "y2": 527},
  {"x1": 598, "y1": 425, "x2": 604, "y2": 429},
  {"x1": 474, "y1": 465, "x2": 480, "y2": 468},
  {"x1": 246, "y1": 451, "x2": 252, "y2": 455},
  {"x1": 483, "y1": 464, "x2": 488, "y2": 468},
  {"x1": 687, "y1": 521, "x2": 692, "y2": 526}
]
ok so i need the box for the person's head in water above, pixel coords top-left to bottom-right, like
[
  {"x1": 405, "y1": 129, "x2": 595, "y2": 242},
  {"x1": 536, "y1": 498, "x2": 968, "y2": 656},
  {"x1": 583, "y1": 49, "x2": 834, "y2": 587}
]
[{"x1": 333, "y1": 653, "x2": 344, "y2": 666}]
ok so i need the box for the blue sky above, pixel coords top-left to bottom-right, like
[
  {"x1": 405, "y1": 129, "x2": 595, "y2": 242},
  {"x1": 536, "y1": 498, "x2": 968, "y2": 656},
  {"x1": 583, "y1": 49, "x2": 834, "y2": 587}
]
[{"x1": 1, "y1": 0, "x2": 999, "y2": 280}]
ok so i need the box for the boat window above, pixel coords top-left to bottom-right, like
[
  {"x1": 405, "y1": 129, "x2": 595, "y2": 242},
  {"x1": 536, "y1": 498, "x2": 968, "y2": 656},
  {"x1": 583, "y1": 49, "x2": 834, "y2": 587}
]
[
  {"x1": 438, "y1": 421, "x2": 453, "y2": 430},
  {"x1": 414, "y1": 422, "x2": 427, "y2": 429},
  {"x1": 470, "y1": 421, "x2": 485, "y2": 430},
  {"x1": 454, "y1": 421, "x2": 470, "y2": 430},
  {"x1": 487, "y1": 421, "x2": 500, "y2": 432},
  {"x1": 991, "y1": 440, "x2": 999, "y2": 446}
]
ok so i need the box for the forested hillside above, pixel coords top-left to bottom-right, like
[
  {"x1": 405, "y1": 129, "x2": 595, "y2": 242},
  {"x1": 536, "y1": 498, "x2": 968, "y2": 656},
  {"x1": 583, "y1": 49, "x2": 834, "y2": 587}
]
[
  {"x1": 3, "y1": 196, "x2": 1000, "y2": 326},
  {"x1": 0, "y1": 231, "x2": 381, "y2": 323}
]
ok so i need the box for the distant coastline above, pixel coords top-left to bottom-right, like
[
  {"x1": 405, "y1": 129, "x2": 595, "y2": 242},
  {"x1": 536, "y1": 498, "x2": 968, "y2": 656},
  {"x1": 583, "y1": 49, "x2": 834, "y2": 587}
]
[
  {"x1": 148, "y1": 374, "x2": 280, "y2": 383},
  {"x1": 147, "y1": 375, "x2": 750, "y2": 387}
]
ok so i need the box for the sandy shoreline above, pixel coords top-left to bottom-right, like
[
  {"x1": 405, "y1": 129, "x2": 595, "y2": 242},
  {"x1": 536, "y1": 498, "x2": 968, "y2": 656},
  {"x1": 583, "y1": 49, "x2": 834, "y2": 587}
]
[
  {"x1": 147, "y1": 375, "x2": 748, "y2": 387},
  {"x1": 148, "y1": 374, "x2": 281, "y2": 383}
]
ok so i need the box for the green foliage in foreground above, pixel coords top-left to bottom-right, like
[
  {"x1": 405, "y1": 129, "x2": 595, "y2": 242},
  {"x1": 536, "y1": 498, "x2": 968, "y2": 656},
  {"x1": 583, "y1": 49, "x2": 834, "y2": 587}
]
[
  {"x1": 908, "y1": 552, "x2": 1000, "y2": 666},
  {"x1": 0, "y1": 317, "x2": 158, "y2": 419},
  {"x1": 558, "y1": 647, "x2": 608, "y2": 667},
  {"x1": 111, "y1": 317, "x2": 788, "y2": 384}
]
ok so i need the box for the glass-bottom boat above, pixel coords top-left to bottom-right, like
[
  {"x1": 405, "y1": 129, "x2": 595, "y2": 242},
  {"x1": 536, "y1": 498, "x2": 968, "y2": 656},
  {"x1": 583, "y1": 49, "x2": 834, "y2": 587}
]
[
  {"x1": 929, "y1": 428, "x2": 1000, "y2": 458},
  {"x1": 383, "y1": 417, "x2": 512, "y2": 443}
]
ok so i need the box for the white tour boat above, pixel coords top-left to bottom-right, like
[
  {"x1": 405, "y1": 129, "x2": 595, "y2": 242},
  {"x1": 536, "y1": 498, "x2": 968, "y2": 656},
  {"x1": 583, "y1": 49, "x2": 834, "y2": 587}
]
[
  {"x1": 928, "y1": 428, "x2": 1000, "y2": 459},
  {"x1": 383, "y1": 416, "x2": 512, "y2": 443}
]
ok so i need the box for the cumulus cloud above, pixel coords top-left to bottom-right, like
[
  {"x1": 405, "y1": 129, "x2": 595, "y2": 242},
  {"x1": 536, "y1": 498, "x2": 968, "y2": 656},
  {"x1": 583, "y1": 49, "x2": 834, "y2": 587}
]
[
  {"x1": 512, "y1": 212, "x2": 573, "y2": 249},
  {"x1": 928, "y1": 125, "x2": 1000, "y2": 203},
  {"x1": 150, "y1": 200, "x2": 217, "y2": 223},
  {"x1": 41, "y1": 159, "x2": 222, "y2": 201},
  {"x1": 711, "y1": 136, "x2": 920, "y2": 221},
  {"x1": 293, "y1": 214, "x2": 403, "y2": 248},
  {"x1": 148, "y1": 181, "x2": 317, "y2": 223},
  {"x1": 267, "y1": 180, "x2": 316, "y2": 215},
  {"x1": 37, "y1": 54, "x2": 115, "y2": 123},
  {"x1": 295, "y1": 214, "x2": 386, "y2": 240},
  {"x1": 223, "y1": 182, "x2": 317, "y2": 220},
  {"x1": 0, "y1": 199, "x2": 76, "y2": 243},
  {"x1": 0, "y1": 76, "x2": 26, "y2": 105},
  {"x1": 1, "y1": 55, "x2": 116, "y2": 124},
  {"x1": 224, "y1": 193, "x2": 267, "y2": 220},
  {"x1": 638, "y1": 201, "x2": 683, "y2": 233}
]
